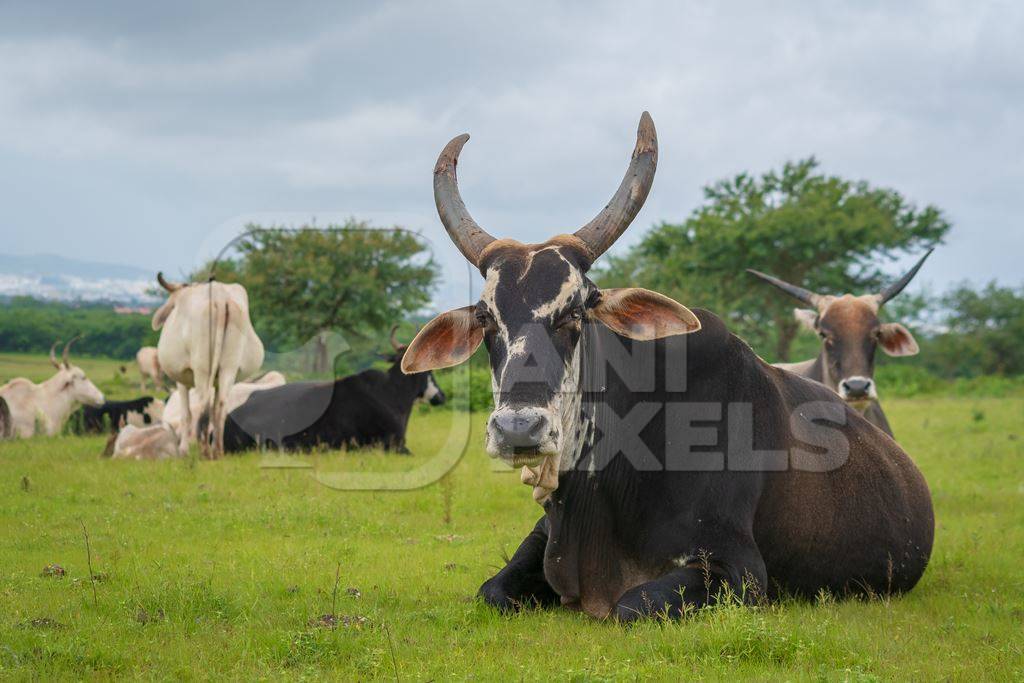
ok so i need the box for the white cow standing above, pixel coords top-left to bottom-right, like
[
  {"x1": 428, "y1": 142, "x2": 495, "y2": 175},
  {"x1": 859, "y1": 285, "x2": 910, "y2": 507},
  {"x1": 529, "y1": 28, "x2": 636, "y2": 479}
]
[
  {"x1": 0, "y1": 338, "x2": 105, "y2": 438},
  {"x1": 152, "y1": 273, "x2": 264, "y2": 458},
  {"x1": 136, "y1": 346, "x2": 163, "y2": 391}
]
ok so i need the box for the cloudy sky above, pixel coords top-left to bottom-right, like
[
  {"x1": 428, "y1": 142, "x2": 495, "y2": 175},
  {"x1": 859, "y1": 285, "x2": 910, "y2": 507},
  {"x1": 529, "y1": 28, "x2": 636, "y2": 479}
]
[{"x1": 0, "y1": 1, "x2": 1020, "y2": 308}]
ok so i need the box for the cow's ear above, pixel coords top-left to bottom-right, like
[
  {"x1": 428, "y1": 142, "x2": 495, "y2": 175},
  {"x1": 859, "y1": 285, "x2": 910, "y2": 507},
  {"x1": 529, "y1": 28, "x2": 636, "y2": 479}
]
[
  {"x1": 401, "y1": 306, "x2": 484, "y2": 374},
  {"x1": 879, "y1": 323, "x2": 919, "y2": 356},
  {"x1": 590, "y1": 288, "x2": 700, "y2": 341},
  {"x1": 151, "y1": 300, "x2": 175, "y2": 330},
  {"x1": 794, "y1": 308, "x2": 818, "y2": 331}
]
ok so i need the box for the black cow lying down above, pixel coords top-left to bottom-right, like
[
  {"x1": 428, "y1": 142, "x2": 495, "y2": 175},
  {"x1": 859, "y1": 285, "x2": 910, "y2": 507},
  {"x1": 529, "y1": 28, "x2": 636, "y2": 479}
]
[
  {"x1": 75, "y1": 396, "x2": 163, "y2": 434},
  {"x1": 400, "y1": 111, "x2": 934, "y2": 621},
  {"x1": 221, "y1": 345, "x2": 444, "y2": 453}
]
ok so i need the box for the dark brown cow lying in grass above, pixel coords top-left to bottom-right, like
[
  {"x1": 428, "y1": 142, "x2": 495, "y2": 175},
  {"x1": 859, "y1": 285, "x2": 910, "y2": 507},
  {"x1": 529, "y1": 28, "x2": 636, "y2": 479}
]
[{"x1": 402, "y1": 112, "x2": 934, "y2": 621}]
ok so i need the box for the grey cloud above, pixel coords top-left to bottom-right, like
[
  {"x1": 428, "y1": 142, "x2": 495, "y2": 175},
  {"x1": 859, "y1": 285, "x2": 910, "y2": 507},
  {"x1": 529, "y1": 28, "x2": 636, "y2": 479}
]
[{"x1": 0, "y1": 0, "x2": 1020, "y2": 311}]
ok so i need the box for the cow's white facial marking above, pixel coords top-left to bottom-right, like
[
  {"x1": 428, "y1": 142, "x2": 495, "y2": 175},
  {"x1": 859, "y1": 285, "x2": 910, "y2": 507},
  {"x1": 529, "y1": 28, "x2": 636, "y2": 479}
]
[
  {"x1": 422, "y1": 375, "x2": 441, "y2": 402},
  {"x1": 529, "y1": 251, "x2": 584, "y2": 320},
  {"x1": 505, "y1": 336, "x2": 527, "y2": 363}
]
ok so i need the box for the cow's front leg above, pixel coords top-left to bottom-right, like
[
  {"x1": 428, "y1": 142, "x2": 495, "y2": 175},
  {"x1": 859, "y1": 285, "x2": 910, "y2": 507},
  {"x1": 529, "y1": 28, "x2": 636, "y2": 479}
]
[
  {"x1": 614, "y1": 550, "x2": 767, "y2": 622},
  {"x1": 478, "y1": 516, "x2": 559, "y2": 611}
]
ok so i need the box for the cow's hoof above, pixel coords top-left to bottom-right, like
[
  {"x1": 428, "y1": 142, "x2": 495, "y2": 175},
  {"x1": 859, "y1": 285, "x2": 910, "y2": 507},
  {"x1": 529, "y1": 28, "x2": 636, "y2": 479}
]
[
  {"x1": 477, "y1": 579, "x2": 521, "y2": 612},
  {"x1": 614, "y1": 585, "x2": 682, "y2": 623}
]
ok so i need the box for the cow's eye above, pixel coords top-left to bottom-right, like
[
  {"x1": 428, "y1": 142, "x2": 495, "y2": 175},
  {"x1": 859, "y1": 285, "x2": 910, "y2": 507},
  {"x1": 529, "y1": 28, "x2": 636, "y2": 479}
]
[
  {"x1": 475, "y1": 309, "x2": 492, "y2": 327},
  {"x1": 558, "y1": 306, "x2": 584, "y2": 328}
]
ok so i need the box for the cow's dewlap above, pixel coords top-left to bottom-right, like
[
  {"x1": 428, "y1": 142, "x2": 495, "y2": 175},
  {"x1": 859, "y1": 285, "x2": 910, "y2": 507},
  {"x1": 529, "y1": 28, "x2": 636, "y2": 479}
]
[{"x1": 521, "y1": 454, "x2": 560, "y2": 505}]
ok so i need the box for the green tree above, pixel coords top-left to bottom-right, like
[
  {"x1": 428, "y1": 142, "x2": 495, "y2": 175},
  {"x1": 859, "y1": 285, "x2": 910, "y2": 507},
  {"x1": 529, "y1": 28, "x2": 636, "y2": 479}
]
[
  {"x1": 599, "y1": 157, "x2": 950, "y2": 361},
  {"x1": 924, "y1": 282, "x2": 1024, "y2": 377},
  {"x1": 0, "y1": 298, "x2": 157, "y2": 359},
  {"x1": 226, "y1": 221, "x2": 438, "y2": 373}
]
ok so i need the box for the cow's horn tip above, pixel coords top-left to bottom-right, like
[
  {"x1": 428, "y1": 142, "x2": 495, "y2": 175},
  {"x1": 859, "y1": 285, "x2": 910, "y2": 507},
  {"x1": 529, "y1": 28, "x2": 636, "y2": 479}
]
[
  {"x1": 434, "y1": 134, "x2": 471, "y2": 173},
  {"x1": 636, "y1": 112, "x2": 657, "y2": 153}
]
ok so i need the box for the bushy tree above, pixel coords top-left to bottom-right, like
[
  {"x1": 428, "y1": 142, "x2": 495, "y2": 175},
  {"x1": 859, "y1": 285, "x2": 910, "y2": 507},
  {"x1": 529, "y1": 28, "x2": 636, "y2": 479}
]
[
  {"x1": 924, "y1": 282, "x2": 1024, "y2": 377},
  {"x1": 599, "y1": 158, "x2": 950, "y2": 361},
  {"x1": 0, "y1": 298, "x2": 156, "y2": 359},
  {"x1": 208, "y1": 221, "x2": 438, "y2": 374}
]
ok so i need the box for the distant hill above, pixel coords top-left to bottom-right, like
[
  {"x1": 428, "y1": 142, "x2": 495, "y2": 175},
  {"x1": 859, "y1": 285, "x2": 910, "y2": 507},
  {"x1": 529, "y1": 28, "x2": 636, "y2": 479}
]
[{"x1": 0, "y1": 253, "x2": 158, "y2": 304}]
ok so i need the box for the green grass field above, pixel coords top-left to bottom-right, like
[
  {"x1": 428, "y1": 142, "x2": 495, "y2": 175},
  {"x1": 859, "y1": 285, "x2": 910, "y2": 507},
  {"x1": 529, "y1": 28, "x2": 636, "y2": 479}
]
[{"x1": 1, "y1": 353, "x2": 1022, "y2": 680}]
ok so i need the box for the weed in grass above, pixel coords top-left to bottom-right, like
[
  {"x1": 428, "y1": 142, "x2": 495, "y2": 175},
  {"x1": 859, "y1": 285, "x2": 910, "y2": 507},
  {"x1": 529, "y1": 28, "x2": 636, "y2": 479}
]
[
  {"x1": 440, "y1": 470, "x2": 454, "y2": 528},
  {"x1": 40, "y1": 564, "x2": 65, "y2": 578},
  {"x1": 134, "y1": 607, "x2": 165, "y2": 625},
  {"x1": 18, "y1": 617, "x2": 65, "y2": 630},
  {"x1": 80, "y1": 520, "x2": 99, "y2": 606}
]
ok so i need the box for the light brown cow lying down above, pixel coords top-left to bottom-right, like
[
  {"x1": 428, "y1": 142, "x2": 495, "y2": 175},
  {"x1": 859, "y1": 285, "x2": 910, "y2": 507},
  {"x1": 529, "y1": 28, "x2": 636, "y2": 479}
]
[
  {"x1": 162, "y1": 371, "x2": 286, "y2": 440},
  {"x1": 111, "y1": 423, "x2": 180, "y2": 460},
  {"x1": 109, "y1": 372, "x2": 286, "y2": 459}
]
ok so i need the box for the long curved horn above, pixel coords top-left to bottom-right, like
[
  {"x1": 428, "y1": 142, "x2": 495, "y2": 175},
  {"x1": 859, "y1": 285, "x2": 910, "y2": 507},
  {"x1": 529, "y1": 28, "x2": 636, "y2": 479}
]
[
  {"x1": 574, "y1": 111, "x2": 659, "y2": 260},
  {"x1": 62, "y1": 335, "x2": 81, "y2": 366},
  {"x1": 156, "y1": 272, "x2": 182, "y2": 292},
  {"x1": 49, "y1": 341, "x2": 61, "y2": 369},
  {"x1": 877, "y1": 248, "x2": 934, "y2": 306},
  {"x1": 389, "y1": 324, "x2": 402, "y2": 351},
  {"x1": 433, "y1": 134, "x2": 497, "y2": 266},
  {"x1": 746, "y1": 269, "x2": 822, "y2": 307}
]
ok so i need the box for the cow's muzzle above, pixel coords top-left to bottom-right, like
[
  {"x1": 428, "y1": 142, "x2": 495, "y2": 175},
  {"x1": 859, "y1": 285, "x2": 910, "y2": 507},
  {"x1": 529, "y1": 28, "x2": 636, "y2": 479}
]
[
  {"x1": 838, "y1": 376, "x2": 876, "y2": 404},
  {"x1": 487, "y1": 407, "x2": 558, "y2": 466}
]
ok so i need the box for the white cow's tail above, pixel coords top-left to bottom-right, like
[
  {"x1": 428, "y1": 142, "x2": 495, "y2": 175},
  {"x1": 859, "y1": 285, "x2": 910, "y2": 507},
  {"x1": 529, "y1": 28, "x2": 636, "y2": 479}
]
[{"x1": 200, "y1": 297, "x2": 230, "y2": 448}]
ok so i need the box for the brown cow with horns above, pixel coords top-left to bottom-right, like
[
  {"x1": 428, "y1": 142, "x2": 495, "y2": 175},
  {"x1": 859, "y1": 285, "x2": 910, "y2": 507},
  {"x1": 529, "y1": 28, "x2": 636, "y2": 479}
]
[{"x1": 747, "y1": 250, "x2": 932, "y2": 437}]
